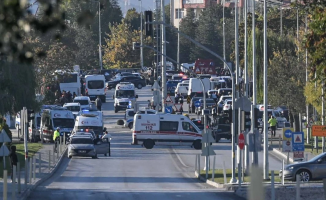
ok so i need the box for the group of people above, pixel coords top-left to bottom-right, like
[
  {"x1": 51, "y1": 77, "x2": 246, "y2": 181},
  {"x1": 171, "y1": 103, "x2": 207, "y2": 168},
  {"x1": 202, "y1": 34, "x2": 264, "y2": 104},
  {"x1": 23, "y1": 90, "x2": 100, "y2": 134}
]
[{"x1": 54, "y1": 90, "x2": 77, "y2": 106}]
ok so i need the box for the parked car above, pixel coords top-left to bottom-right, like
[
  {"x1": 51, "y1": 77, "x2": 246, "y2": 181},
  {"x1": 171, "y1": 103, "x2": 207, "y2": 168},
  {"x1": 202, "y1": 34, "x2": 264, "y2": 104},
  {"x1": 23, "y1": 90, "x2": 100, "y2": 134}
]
[
  {"x1": 212, "y1": 124, "x2": 231, "y2": 142},
  {"x1": 217, "y1": 95, "x2": 232, "y2": 113},
  {"x1": 195, "y1": 98, "x2": 216, "y2": 115},
  {"x1": 280, "y1": 152, "x2": 326, "y2": 182}
]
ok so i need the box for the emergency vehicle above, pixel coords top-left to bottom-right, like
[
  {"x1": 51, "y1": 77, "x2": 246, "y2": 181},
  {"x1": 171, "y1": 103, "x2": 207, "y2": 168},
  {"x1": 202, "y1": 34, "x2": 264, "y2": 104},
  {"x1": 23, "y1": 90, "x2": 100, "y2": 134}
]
[
  {"x1": 193, "y1": 59, "x2": 216, "y2": 74},
  {"x1": 113, "y1": 82, "x2": 138, "y2": 113},
  {"x1": 85, "y1": 74, "x2": 106, "y2": 102},
  {"x1": 74, "y1": 114, "x2": 104, "y2": 136},
  {"x1": 132, "y1": 113, "x2": 202, "y2": 149},
  {"x1": 40, "y1": 106, "x2": 75, "y2": 142},
  {"x1": 124, "y1": 108, "x2": 157, "y2": 129}
]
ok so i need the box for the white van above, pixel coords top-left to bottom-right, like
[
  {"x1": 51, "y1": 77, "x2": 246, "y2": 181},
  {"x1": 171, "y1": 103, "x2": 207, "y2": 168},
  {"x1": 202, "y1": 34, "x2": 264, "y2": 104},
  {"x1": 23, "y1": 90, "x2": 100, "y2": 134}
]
[
  {"x1": 113, "y1": 82, "x2": 138, "y2": 113},
  {"x1": 188, "y1": 78, "x2": 210, "y2": 97},
  {"x1": 78, "y1": 109, "x2": 103, "y2": 123},
  {"x1": 40, "y1": 106, "x2": 75, "y2": 142},
  {"x1": 132, "y1": 113, "x2": 202, "y2": 149},
  {"x1": 85, "y1": 75, "x2": 106, "y2": 102},
  {"x1": 175, "y1": 82, "x2": 189, "y2": 97},
  {"x1": 74, "y1": 114, "x2": 104, "y2": 136}
]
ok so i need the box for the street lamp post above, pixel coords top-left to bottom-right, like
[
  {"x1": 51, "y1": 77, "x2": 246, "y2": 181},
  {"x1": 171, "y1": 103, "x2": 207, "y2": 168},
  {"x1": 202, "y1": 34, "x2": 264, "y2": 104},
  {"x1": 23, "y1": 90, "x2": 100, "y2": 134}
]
[
  {"x1": 161, "y1": 0, "x2": 167, "y2": 111},
  {"x1": 139, "y1": 0, "x2": 144, "y2": 69},
  {"x1": 98, "y1": 1, "x2": 103, "y2": 70},
  {"x1": 223, "y1": 0, "x2": 226, "y2": 70}
]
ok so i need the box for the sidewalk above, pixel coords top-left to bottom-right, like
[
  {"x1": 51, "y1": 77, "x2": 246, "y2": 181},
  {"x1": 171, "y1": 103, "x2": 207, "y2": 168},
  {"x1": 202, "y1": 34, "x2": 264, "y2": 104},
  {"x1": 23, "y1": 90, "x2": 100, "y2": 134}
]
[{"x1": 0, "y1": 129, "x2": 67, "y2": 200}]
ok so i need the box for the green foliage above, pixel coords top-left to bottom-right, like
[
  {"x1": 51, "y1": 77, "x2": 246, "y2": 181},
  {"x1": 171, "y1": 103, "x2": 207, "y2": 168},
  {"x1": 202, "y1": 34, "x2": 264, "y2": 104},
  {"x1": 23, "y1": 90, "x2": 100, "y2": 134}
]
[{"x1": 124, "y1": 8, "x2": 141, "y2": 31}]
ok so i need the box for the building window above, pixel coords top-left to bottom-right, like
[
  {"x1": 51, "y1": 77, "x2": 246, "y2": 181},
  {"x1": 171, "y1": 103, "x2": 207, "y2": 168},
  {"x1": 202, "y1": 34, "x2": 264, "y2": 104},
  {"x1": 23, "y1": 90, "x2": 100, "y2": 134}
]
[{"x1": 175, "y1": 9, "x2": 184, "y2": 19}]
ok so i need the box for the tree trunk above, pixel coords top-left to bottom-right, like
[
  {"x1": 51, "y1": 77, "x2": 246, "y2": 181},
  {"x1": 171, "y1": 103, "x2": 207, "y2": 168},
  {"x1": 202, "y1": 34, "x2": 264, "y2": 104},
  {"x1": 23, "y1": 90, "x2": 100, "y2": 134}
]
[{"x1": 293, "y1": 113, "x2": 300, "y2": 132}]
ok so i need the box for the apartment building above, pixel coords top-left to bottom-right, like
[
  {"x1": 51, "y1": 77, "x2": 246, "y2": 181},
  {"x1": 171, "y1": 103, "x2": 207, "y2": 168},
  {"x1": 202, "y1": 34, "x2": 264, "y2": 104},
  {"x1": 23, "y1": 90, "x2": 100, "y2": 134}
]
[{"x1": 172, "y1": 0, "x2": 294, "y2": 28}]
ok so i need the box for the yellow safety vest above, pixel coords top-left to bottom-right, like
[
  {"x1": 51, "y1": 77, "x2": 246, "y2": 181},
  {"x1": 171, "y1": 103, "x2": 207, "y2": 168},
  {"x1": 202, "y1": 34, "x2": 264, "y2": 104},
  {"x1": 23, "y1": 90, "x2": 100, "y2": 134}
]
[{"x1": 53, "y1": 130, "x2": 60, "y2": 141}]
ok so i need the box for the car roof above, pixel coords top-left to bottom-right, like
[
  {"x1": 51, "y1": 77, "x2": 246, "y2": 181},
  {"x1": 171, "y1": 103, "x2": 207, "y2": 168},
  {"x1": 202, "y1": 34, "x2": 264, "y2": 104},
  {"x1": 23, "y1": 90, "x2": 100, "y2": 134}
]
[
  {"x1": 74, "y1": 96, "x2": 90, "y2": 100},
  {"x1": 64, "y1": 102, "x2": 80, "y2": 106},
  {"x1": 71, "y1": 135, "x2": 93, "y2": 139}
]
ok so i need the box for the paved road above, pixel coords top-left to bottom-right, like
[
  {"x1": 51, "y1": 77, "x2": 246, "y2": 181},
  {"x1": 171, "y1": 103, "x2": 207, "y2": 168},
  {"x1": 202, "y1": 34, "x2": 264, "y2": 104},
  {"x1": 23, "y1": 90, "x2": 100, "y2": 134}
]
[{"x1": 28, "y1": 86, "x2": 244, "y2": 200}]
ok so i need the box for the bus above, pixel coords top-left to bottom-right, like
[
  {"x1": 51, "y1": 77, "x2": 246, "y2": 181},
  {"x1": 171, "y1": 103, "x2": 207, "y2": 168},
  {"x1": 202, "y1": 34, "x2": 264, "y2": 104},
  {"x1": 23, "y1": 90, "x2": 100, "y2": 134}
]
[{"x1": 55, "y1": 70, "x2": 81, "y2": 96}]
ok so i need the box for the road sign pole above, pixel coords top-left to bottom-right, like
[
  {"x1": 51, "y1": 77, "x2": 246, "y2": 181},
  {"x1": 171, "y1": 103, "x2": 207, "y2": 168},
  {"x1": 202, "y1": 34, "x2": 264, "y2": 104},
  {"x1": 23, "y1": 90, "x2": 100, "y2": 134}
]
[{"x1": 322, "y1": 81, "x2": 325, "y2": 153}]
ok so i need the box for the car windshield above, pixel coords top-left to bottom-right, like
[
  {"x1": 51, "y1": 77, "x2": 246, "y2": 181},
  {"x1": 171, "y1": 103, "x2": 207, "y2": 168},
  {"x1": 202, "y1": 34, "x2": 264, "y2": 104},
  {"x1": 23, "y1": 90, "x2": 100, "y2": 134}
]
[
  {"x1": 74, "y1": 100, "x2": 89, "y2": 105},
  {"x1": 88, "y1": 80, "x2": 104, "y2": 89},
  {"x1": 173, "y1": 76, "x2": 183, "y2": 80},
  {"x1": 65, "y1": 106, "x2": 80, "y2": 112},
  {"x1": 53, "y1": 118, "x2": 75, "y2": 128},
  {"x1": 309, "y1": 153, "x2": 326, "y2": 162},
  {"x1": 116, "y1": 90, "x2": 135, "y2": 98},
  {"x1": 71, "y1": 138, "x2": 93, "y2": 144},
  {"x1": 76, "y1": 126, "x2": 102, "y2": 135},
  {"x1": 206, "y1": 99, "x2": 215, "y2": 104}
]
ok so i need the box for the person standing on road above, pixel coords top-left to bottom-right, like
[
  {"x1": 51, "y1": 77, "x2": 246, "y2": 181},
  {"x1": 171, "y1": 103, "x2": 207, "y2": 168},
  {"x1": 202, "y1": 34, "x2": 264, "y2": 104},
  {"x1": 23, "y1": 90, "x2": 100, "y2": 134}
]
[
  {"x1": 268, "y1": 116, "x2": 277, "y2": 137},
  {"x1": 95, "y1": 96, "x2": 102, "y2": 111},
  {"x1": 102, "y1": 131, "x2": 112, "y2": 156},
  {"x1": 53, "y1": 127, "x2": 60, "y2": 153},
  {"x1": 9, "y1": 146, "x2": 18, "y2": 183}
]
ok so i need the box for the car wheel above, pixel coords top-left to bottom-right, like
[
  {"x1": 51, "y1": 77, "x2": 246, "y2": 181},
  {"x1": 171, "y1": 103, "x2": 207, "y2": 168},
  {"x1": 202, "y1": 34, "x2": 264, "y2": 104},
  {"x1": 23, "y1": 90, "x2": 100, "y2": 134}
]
[
  {"x1": 193, "y1": 140, "x2": 202, "y2": 150},
  {"x1": 143, "y1": 139, "x2": 154, "y2": 149},
  {"x1": 137, "y1": 84, "x2": 142, "y2": 89},
  {"x1": 128, "y1": 122, "x2": 133, "y2": 129},
  {"x1": 92, "y1": 154, "x2": 98, "y2": 159},
  {"x1": 68, "y1": 155, "x2": 72, "y2": 159},
  {"x1": 296, "y1": 170, "x2": 311, "y2": 182},
  {"x1": 215, "y1": 137, "x2": 220, "y2": 143}
]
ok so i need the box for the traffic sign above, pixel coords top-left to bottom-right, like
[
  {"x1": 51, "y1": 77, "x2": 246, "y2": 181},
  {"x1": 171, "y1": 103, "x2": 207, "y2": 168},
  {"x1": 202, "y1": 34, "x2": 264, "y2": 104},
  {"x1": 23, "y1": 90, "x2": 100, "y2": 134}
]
[
  {"x1": 282, "y1": 140, "x2": 292, "y2": 152},
  {"x1": 164, "y1": 95, "x2": 174, "y2": 104},
  {"x1": 238, "y1": 133, "x2": 245, "y2": 150},
  {"x1": 174, "y1": 104, "x2": 183, "y2": 112},
  {"x1": 165, "y1": 106, "x2": 172, "y2": 114},
  {"x1": 194, "y1": 101, "x2": 201, "y2": 108},
  {"x1": 293, "y1": 151, "x2": 304, "y2": 161},
  {"x1": 312, "y1": 125, "x2": 326, "y2": 137},
  {"x1": 0, "y1": 130, "x2": 11, "y2": 143},
  {"x1": 187, "y1": 96, "x2": 191, "y2": 104},
  {"x1": 307, "y1": 118, "x2": 314, "y2": 128},
  {"x1": 282, "y1": 128, "x2": 293, "y2": 141},
  {"x1": 292, "y1": 132, "x2": 304, "y2": 151}
]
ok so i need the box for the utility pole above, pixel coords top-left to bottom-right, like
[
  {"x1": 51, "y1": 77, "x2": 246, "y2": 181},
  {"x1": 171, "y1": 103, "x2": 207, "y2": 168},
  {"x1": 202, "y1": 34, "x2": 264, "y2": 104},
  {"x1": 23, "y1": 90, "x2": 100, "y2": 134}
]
[
  {"x1": 98, "y1": 1, "x2": 103, "y2": 70},
  {"x1": 280, "y1": 5, "x2": 282, "y2": 37},
  {"x1": 161, "y1": 0, "x2": 167, "y2": 111},
  {"x1": 305, "y1": 14, "x2": 310, "y2": 144},
  {"x1": 177, "y1": 0, "x2": 181, "y2": 71},
  {"x1": 230, "y1": 0, "x2": 239, "y2": 184},
  {"x1": 140, "y1": 0, "x2": 144, "y2": 69},
  {"x1": 263, "y1": 0, "x2": 269, "y2": 180},
  {"x1": 223, "y1": 0, "x2": 226, "y2": 70},
  {"x1": 244, "y1": 0, "x2": 248, "y2": 97}
]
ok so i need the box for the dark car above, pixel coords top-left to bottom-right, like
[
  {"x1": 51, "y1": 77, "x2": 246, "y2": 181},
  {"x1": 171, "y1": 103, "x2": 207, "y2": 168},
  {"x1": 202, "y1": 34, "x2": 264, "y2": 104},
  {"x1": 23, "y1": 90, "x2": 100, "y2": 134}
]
[
  {"x1": 192, "y1": 119, "x2": 204, "y2": 130},
  {"x1": 107, "y1": 76, "x2": 146, "y2": 89},
  {"x1": 280, "y1": 152, "x2": 326, "y2": 182},
  {"x1": 195, "y1": 98, "x2": 216, "y2": 115},
  {"x1": 212, "y1": 124, "x2": 231, "y2": 142},
  {"x1": 166, "y1": 80, "x2": 179, "y2": 95},
  {"x1": 276, "y1": 106, "x2": 289, "y2": 121}
]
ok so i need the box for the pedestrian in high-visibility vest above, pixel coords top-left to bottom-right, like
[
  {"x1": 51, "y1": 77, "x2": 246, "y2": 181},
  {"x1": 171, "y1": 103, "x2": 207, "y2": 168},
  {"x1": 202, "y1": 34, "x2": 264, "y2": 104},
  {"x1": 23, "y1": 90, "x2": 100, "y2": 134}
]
[
  {"x1": 53, "y1": 127, "x2": 60, "y2": 153},
  {"x1": 268, "y1": 116, "x2": 277, "y2": 137}
]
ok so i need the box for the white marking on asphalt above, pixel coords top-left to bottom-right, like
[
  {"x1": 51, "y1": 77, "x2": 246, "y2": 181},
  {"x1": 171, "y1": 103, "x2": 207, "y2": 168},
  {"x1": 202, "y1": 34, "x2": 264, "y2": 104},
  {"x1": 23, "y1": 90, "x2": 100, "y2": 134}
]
[{"x1": 172, "y1": 148, "x2": 190, "y2": 168}]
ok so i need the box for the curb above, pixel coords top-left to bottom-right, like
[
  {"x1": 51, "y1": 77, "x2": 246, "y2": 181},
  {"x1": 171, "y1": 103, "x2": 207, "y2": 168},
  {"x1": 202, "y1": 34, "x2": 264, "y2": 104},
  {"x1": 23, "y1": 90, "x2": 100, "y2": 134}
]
[
  {"x1": 272, "y1": 148, "x2": 294, "y2": 163},
  {"x1": 194, "y1": 171, "x2": 231, "y2": 189},
  {"x1": 18, "y1": 147, "x2": 68, "y2": 200}
]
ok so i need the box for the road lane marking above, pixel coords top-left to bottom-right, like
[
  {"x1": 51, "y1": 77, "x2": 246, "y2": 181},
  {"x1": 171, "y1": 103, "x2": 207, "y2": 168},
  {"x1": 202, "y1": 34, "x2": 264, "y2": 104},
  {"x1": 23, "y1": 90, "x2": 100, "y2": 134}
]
[{"x1": 171, "y1": 148, "x2": 190, "y2": 168}]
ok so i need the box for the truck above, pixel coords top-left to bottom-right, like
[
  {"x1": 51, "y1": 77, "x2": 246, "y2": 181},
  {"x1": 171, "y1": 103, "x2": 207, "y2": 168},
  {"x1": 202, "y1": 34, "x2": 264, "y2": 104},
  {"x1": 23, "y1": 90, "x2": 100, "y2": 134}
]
[
  {"x1": 85, "y1": 74, "x2": 106, "y2": 102},
  {"x1": 193, "y1": 59, "x2": 216, "y2": 75},
  {"x1": 113, "y1": 82, "x2": 138, "y2": 113}
]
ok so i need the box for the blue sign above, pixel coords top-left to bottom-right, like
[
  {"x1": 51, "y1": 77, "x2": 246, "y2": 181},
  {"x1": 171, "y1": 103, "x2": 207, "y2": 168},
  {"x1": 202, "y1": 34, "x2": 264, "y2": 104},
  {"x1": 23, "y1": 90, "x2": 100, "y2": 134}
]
[
  {"x1": 165, "y1": 106, "x2": 172, "y2": 113},
  {"x1": 284, "y1": 129, "x2": 292, "y2": 139},
  {"x1": 195, "y1": 101, "x2": 201, "y2": 108},
  {"x1": 292, "y1": 132, "x2": 305, "y2": 151}
]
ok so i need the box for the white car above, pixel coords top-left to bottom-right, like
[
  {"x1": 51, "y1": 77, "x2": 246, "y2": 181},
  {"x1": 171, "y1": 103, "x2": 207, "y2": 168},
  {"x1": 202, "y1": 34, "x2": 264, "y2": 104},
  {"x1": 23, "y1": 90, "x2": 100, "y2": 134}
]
[
  {"x1": 73, "y1": 96, "x2": 91, "y2": 110},
  {"x1": 63, "y1": 102, "x2": 81, "y2": 118},
  {"x1": 222, "y1": 99, "x2": 232, "y2": 113},
  {"x1": 175, "y1": 83, "x2": 189, "y2": 97}
]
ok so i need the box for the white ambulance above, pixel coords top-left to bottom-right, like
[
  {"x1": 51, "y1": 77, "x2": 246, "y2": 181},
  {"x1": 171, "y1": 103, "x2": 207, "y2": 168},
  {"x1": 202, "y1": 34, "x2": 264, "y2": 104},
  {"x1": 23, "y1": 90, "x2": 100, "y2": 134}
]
[
  {"x1": 132, "y1": 113, "x2": 202, "y2": 149},
  {"x1": 40, "y1": 106, "x2": 75, "y2": 142},
  {"x1": 74, "y1": 114, "x2": 104, "y2": 136},
  {"x1": 85, "y1": 74, "x2": 106, "y2": 102},
  {"x1": 113, "y1": 82, "x2": 138, "y2": 113}
]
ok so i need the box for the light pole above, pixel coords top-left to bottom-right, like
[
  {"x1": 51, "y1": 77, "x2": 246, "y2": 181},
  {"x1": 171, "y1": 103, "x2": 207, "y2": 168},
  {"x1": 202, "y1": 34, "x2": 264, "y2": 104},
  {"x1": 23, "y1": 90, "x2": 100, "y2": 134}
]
[
  {"x1": 161, "y1": 0, "x2": 167, "y2": 111},
  {"x1": 177, "y1": 0, "x2": 181, "y2": 71},
  {"x1": 98, "y1": 1, "x2": 103, "y2": 70},
  {"x1": 223, "y1": 0, "x2": 226, "y2": 70},
  {"x1": 263, "y1": 0, "x2": 269, "y2": 180},
  {"x1": 244, "y1": 0, "x2": 248, "y2": 97},
  {"x1": 139, "y1": 0, "x2": 144, "y2": 69}
]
